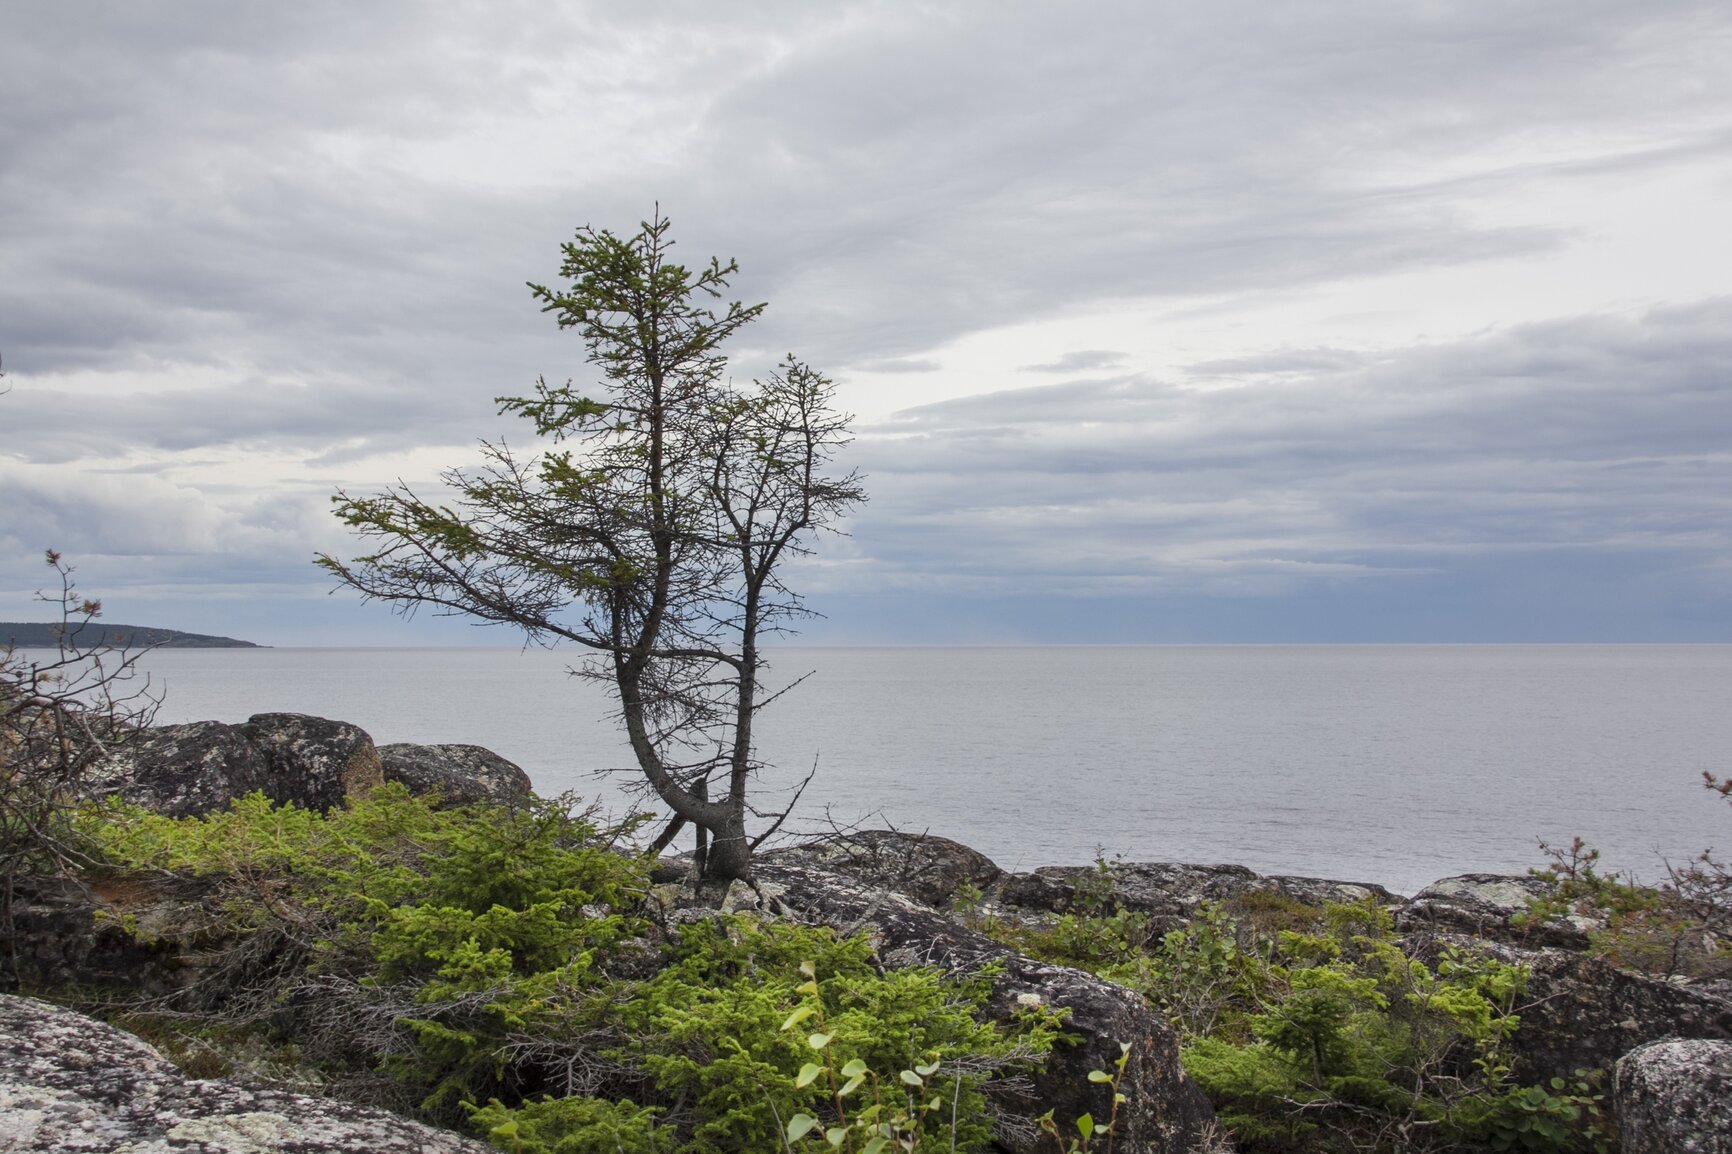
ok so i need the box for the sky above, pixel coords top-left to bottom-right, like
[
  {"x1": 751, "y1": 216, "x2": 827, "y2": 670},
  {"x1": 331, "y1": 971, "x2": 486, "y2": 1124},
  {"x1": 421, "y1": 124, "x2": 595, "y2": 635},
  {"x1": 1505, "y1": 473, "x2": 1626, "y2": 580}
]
[{"x1": 3, "y1": 1, "x2": 1731, "y2": 645}]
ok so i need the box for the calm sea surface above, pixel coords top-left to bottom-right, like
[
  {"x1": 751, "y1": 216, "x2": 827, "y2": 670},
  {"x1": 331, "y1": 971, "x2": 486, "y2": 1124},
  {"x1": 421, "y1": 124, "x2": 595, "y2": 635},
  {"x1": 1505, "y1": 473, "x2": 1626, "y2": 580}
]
[{"x1": 127, "y1": 646, "x2": 1732, "y2": 895}]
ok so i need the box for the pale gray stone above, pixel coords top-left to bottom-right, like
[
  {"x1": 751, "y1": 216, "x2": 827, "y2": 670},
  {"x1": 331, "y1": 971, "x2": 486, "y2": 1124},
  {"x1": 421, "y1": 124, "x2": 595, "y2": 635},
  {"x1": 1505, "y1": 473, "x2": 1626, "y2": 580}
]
[
  {"x1": 0, "y1": 995, "x2": 489, "y2": 1153},
  {"x1": 1616, "y1": 1038, "x2": 1732, "y2": 1154}
]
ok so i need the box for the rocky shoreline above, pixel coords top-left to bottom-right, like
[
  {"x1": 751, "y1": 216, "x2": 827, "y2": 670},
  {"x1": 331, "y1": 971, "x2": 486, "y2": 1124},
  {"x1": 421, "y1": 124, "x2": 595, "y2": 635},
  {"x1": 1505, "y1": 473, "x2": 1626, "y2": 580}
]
[{"x1": 4, "y1": 711, "x2": 1730, "y2": 1152}]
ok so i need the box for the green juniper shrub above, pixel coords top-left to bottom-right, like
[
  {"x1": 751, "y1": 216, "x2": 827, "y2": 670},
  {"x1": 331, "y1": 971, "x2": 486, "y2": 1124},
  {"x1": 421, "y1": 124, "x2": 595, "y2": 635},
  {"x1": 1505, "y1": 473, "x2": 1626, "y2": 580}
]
[
  {"x1": 461, "y1": 922, "x2": 1058, "y2": 1154},
  {"x1": 83, "y1": 786, "x2": 651, "y2": 1120},
  {"x1": 77, "y1": 789, "x2": 1053, "y2": 1152},
  {"x1": 468, "y1": 1095, "x2": 673, "y2": 1154},
  {"x1": 609, "y1": 918, "x2": 1055, "y2": 1154},
  {"x1": 970, "y1": 865, "x2": 1610, "y2": 1154},
  {"x1": 1172, "y1": 902, "x2": 1608, "y2": 1153}
]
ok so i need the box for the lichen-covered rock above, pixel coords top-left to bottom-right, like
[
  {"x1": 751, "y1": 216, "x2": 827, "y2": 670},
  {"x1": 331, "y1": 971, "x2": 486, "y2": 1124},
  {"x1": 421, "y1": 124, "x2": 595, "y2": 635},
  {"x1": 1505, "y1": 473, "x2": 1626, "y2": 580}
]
[
  {"x1": 1516, "y1": 947, "x2": 1732, "y2": 1084},
  {"x1": 88, "y1": 721, "x2": 269, "y2": 818},
  {"x1": 760, "y1": 829, "x2": 1004, "y2": 908},
  {"x1": 1410, "y1": 934, "x2": 1732, "y2": 1084},
  {"x1": 992, "y1": 859, "x2": 1397, "y2": 933},
  {"x1": 997, "y1": 862, "x2": 1260, "y2": 926},
  {"x1": 1257, "y1": 873, "x2": 1401, "y2": 910},
  {"x1": 0, "y1": 993, "x2": 491, "y2": 1152},
  {"x1": 1397, "y1": 873, "x2": 1600, "y2": 948},
  {"x1": 754, "y1": 861, "x2": 1220, "y2": 1154},
  {"x1": 91, "y1": 714, "x2": 382, "y2": 818},
  {"x1": 240, "y1": 713, "x2": 382, "y2": 813},
  {"x1": 376, "y1": 742, "x2": 533, "y2": 808},
  {"x1": 1615, "y1": 1038, "x2": 1732, "y2": 1154}
]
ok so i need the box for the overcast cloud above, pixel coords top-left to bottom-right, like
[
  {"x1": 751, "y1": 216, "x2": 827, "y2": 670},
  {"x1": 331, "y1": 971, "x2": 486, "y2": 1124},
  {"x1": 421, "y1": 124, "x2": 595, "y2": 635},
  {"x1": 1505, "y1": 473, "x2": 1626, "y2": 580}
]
[{"x1": 2, "y1": 1, "x2": 1729, "y2": 642}]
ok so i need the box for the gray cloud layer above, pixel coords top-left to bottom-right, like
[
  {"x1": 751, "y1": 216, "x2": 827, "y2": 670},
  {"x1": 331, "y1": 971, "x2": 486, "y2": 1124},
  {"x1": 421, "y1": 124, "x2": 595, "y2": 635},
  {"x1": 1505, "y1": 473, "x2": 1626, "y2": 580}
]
[
  {"x1": 2, "y1": 1, "x2": 1730, "y2": 640},
  {"x1": 810, "y1": 300, "x2": 1732, "y2": 638}
]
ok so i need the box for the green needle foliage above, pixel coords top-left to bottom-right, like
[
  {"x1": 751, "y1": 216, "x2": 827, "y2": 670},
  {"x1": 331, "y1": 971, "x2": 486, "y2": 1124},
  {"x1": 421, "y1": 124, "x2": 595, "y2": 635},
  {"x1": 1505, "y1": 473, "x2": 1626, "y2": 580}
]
[
  {"x1": 1519, "y1": 775, "x2": 1732, "y2": 981},
  {"x1": 318, "y1": 210, "x2": 864, "y2": 883},
  {"x1": 965, "y1": 871, "x2": 1610, "y2": 1154},
  {"x1": 76, "y1": 788, "x2": 1048, "y2": 1152}
]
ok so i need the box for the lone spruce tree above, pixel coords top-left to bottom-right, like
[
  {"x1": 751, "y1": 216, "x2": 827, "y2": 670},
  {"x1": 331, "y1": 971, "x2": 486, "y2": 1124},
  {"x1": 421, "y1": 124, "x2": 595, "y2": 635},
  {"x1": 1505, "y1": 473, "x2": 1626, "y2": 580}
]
[{"x1": 319, "y1": 212, "x2": 863, "y2": 882}]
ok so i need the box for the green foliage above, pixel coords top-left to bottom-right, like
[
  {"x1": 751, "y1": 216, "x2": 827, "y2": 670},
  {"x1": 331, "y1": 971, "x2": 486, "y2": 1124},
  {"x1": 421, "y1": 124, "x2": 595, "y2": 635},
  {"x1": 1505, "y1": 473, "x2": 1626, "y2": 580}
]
[
  {"x1": 766, "y1": 954, "x2": 1060, "y2": 1154},
  {"x1": 615, "y1": 921, "x2": 1049, "y2": 1154},
  {"x1": 469, "y1": 1096, "x2": 673, "y2": 1154},
  {"x1": 318, "y1": 211, "x2": 865, "y2": 883},
  {"x1": 976, "y1": 862, "x2": 1607, "y2": 1154},
  {"x1": 1098, "y1": 901, "x2": 1269, "y2": 1040},
  {"x1": 86, "y1": 786, "x2": 650, "y2": 1116},
  {"x1": 1478, "y1": 1074, "x2": 1607, "y2": 1153},
  {"x1": 983, "y1": 855, "x2": 1153, "y2": 971},
  {"x1": 1165, "y1": 902, "x2": 1604, "y2": 1153},
  {"x1": 90, "y1": 784, "x2": 645, "y2": 974},
  {"x1": 1520, "y1": 823, "x2": 1731, "y2": 980},
  {"x1": 78, "y1": 790, "x2": 1043, "y2": 1152}
]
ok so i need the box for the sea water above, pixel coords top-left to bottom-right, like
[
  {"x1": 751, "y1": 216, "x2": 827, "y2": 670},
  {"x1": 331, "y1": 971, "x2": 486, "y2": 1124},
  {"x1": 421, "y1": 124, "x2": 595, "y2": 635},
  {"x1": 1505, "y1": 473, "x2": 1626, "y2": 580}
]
[{"x1": 128, "y1": 645, "x2": 1732, "y2": 896}]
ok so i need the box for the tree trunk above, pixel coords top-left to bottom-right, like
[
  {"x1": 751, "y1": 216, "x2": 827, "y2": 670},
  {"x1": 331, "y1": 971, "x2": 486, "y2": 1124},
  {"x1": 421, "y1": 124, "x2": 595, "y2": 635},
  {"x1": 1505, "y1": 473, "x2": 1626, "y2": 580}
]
[{"x1": 699, "y1": 805, "x2": 752, "y2": 882}]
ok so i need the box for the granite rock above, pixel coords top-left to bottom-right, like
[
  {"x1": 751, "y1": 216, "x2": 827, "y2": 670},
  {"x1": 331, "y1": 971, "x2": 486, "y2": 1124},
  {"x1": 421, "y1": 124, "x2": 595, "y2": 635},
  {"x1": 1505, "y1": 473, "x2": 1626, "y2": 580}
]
[
  {"x1": 376, "y1": 742, "x2": 534, "y2": 808},
  {"x1": 1397, "y1": 873, "x2": 1601, "y2": 949},
  {"x1": 91, "y1": 713, "x2": 382, "y2": 818},
  {"x1": 1412, "y1": 934, "x2": 1732, "y2": 1084},
  {"x1": 88, "y1": 721, "x2": 269, "y2": 818},
  {"x1": 760, "y1": 829, "x2": 1004, "y2": 908},
  {"x1": 0, "y1": 993, "x2": 490, "y2": 1153},
  {"x1": 240, "y1": 713, "x2": 382, "y2": 813},
  {"x1": 993, "y1": 859, "x2": 1398, "y2": 934},
  {"x1": 1615, "y1": 1038, "x2": 1732, "y2": 1154}
]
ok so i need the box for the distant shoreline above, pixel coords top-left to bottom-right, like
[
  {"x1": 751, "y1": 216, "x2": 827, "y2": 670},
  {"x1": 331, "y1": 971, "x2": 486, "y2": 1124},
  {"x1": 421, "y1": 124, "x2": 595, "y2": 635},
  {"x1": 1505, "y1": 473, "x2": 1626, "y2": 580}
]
[{"x1": 0, "y1": 622, "x2": 262, "y2": 649}]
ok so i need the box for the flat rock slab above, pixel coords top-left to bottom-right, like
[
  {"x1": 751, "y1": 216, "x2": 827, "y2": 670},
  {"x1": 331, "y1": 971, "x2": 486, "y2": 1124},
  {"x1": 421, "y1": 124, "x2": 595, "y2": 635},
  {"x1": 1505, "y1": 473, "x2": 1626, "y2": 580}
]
[
  {"x1": 1398, "y1": 873, "x2": 1602, "y2": 948},
  {"x1": 0, "y1": 994, "x2": 489, "y2": 1153}
]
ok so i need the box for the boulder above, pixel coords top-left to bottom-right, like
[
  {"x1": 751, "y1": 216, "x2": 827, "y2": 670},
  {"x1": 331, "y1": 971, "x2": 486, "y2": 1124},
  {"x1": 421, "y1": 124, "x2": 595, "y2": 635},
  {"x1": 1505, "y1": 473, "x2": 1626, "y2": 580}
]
[
  {"x1": 90, "y1": 713, "x2": 383, "y2": 818},
  {"x1": 87, "y1": 720, "x2": 268, "y2": 818},
  {"x1": 1615, "y1": 1039, "x2": 1732, "y2": 1154},
  {"x1": 1258, "y1": 873, "x2": 1402, "y2": 910},
  {"x1": 1397, "y1": 873, "x2": 1600, "y2": 949},
  {"x1": 759, "y1": 829, "x2": 1004, "y2": 908},
  {"x1": 241, "y1": 713, "x2": 382, "y2": 812},
  {"x1": 377, "y1": 742, "x2": 534, "y2": 807},
  {"x1": 0, "y1": 993, "x2": 490, "y2": 1152},
  {"x1": 753, "y1": 860, "x2": 1222, "y2": 1154}
]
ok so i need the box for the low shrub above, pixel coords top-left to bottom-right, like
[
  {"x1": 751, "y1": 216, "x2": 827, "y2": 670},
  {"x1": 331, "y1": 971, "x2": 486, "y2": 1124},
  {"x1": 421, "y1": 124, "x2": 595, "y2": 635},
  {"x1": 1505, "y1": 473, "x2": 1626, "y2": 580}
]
[
  {"x1": 76, "y1": 787, "x2": 1051, "y2": 1152},
  {"x1": 975, "y1": 871, "x2": 1609, "y2": 1153},
  {"x1": 1520, "y1": 773, "x2": 1731, "y2": 981}
]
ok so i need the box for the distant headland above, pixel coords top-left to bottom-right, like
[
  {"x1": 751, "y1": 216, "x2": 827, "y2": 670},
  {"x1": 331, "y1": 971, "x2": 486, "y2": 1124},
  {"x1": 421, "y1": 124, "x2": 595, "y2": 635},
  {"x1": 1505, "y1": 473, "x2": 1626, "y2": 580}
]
[{"x1": 0, "y1": 622, "x2": 262, "y2": 649}]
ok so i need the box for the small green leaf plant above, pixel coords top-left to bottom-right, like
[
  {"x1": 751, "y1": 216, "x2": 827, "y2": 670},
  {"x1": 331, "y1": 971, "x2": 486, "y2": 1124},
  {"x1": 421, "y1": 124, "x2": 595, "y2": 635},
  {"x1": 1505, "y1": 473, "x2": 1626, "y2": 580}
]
[
  {"x1": 779, "y1": 949, "x2": 997, "y2": 1150},
  {"x1": 1035, "y1": 1042, "x2": 1132, "y2": 1154}
]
